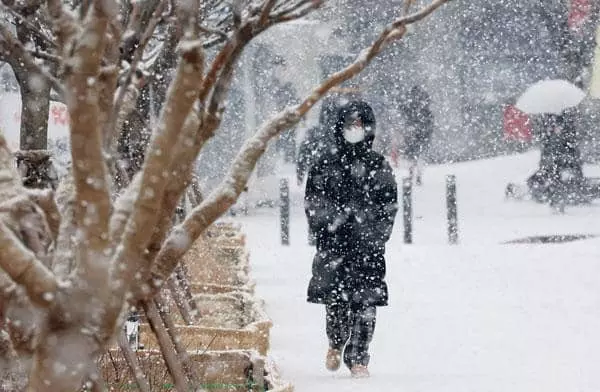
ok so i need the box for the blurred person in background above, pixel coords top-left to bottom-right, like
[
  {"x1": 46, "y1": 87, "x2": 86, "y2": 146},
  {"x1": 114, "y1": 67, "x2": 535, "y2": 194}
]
[
  {"x1": 400, "y1": 85, "x2": 435, "y2": 186},
  {"x1": 296, "y1": 97, "x2": 339, "y2": 186}
]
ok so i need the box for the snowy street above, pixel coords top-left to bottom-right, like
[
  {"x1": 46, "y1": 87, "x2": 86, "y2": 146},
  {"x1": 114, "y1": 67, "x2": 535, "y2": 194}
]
[
  {"x1": 234, "y1": 151, "x2": 600, "y2": 391},
  {"x1": 4, "y1": 0, "x2": 600, "y2": 389}
]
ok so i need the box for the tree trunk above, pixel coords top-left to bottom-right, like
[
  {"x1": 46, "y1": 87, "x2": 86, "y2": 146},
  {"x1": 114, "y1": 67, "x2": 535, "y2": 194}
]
[
  {"x1": 15, "y1": 74, "x2": 50, "y2": 150},
  {"x1": 14, "y1": 24, "x2": 51, "y2": 151}
]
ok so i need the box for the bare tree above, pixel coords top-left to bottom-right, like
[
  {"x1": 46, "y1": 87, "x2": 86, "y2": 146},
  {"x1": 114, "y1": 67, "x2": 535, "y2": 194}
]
[
  {"x1": 0, "y1": 0, "x2": 450, "y2": 390},
  {"x1": 0, "y1": 3, "x2": 55, "y2": 150}
]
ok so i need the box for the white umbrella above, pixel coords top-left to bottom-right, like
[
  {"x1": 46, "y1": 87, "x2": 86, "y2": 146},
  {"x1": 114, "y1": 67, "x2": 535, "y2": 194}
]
[{"x1": 515, "y1": 79, "x2": 586, "y2": 115}]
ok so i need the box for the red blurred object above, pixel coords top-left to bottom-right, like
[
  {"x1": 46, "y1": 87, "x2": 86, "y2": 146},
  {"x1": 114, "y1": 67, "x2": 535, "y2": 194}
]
[
  {"x1": 503, "y1": 104, "x2": 532, "y2": 142},
  {"x1": 568, "y1": 0, "x2": 591, "y2": 31}
]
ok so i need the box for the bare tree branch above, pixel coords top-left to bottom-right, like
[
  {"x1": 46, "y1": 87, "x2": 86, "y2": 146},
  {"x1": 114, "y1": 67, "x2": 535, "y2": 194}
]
[
  {"x1": 147, "y1": 21, "x2": 182, "y2": 88},
  {"x1": 112, "y1": 75, "x2": 143, "y2": 148},
  {"x1": 65, "y1": 1, "x2": 112, "y2": 274},
  {"x1": 26, "y1": 48, "x2": 61, "y2": 63},
  {"x1": 108, "y1": 38, "x2": 205, "y2": 321},
  {"x1": 0, "y1": 3, "x2": 57, "y2": 50},
  {"x1": 108, "y1": 174, "x2": 140, "y2": 243},
  {"x1": 119, "y1": 0, "x2": 142, "y2": 63},
  {"x1": 296, "y1": 0, "x2": 451, "y2": 116},
  {"x1": 45, "y1": 0, "x2": 79, "y2": 53},
  {"x1": 0, "y1": 22, "x2": 65, "y2": 98},
  {"x1": 200, "y1": 0, "x2": 320, "y2": 108},
  {"x1": 105, "y1": 0, "x2": 168, "y2": 151},
  {"x1": 150, "y1": 0, "x2": 451, "y2": 287},
  {"x1": 187, "y1": 178, "x2": 203, "y2": 206},
  {"x1": 142, "y1": 107, "x2": 204, "y2": 274},
  {"x1": 23, "y1": 188, "x2": 60, "y2": 242},
  {"x1": 97, "y1": 65, "x2": 119, "y2": 164},
  {"x1": 51, "y1": 176, "x2": 77, "y2": 277},
  {"x1": 140, "y1": 20, "x2": 259, "y2": 283},
  {"x1": 260, "y1": 0, "x2": 278, "y2": 26},
  {"x1": 198, "y1": 23, "x2": 228, "y2": 40},
  {"x1": 0, "y1": 131, "x2": 57, "y2": 306},
  {"x1": 0, "y1": 221, "x2": 57, "y2": 306},
  {"x1": 270, "y1": 0, "x2": 324, "y2": 22},
  {"x1": 116, "y1": 331, "x2": 151, "y2": 392},
  {"x1": 393, "y1": 0, "x2": 449, "y2": 26},
  {"x1": 1, "y1": 279, "x2": 43, "y2": 358},
  {"x1": 0, "y1": 0, "x2": 453, "y2": 388},
  {"x1": 154, "y1": 293, "x2": 200, "y2": 385},
  {"x1": 198, "y1": 21, "x2": 253, "y2": 105},
  {"x1": 141, "y1": 300, "x2": 189, "y2": 391},
  {"x1": 6, "y1": 0, "x2": 45, "y2": 15},
  {"x1": 96, "y1": 18, "x2": 124, "y2": 164},
  {"x1": 166, "y1": 276, "x2": 194, "y2": 324}
]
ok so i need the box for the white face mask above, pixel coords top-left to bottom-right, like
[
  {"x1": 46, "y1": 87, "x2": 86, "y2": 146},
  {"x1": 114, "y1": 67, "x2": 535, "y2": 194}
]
[{"x1": 343, "y1": 125, "x2": 366, "y2": 144}]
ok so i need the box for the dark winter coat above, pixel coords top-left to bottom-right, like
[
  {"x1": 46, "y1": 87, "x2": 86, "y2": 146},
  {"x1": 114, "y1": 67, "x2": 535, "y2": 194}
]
[
  {"x1": 305, "y1": 100, "x2": 398, "y2": 307},
  {"x1": 401, "y1": 86, "x2": 435, "y2": 160},
  {"x1": 296, "y1": 98, "x2": 339, "y2": 184},
  {"x1": 538, "y1": 110, "x2": 583, "y2": 176}
]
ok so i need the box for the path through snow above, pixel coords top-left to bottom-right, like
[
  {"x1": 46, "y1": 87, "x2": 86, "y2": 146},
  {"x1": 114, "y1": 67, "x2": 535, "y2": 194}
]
[{"x1": 233, "y1": 152, "x2": 600, "y2": 391}]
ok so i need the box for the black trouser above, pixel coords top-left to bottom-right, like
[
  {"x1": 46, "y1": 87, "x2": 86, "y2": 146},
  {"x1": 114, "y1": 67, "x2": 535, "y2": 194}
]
[{"x1": 326, "y1": 302, "x2": 376, "y2": 368}]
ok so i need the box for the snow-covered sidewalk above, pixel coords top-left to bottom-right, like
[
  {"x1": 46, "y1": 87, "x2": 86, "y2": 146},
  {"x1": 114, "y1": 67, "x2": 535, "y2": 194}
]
[{"x1": 233, "y1": 151, "x2": 600, "y2": 391}]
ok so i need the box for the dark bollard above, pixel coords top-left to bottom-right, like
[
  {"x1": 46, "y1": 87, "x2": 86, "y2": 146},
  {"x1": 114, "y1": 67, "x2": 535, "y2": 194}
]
[
  {"x1": 446, "y1": 174, "x2": 458, "y2": 244},
  {"x1": 402, "y1": 177, "x2": 413, "y2": 244},
  {"x1": 280, "y1": 178, "x2": 290, "y2": 245}
]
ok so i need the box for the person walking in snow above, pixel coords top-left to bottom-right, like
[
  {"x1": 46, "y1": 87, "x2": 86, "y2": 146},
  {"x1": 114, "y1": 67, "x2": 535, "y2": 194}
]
[
  {"x1": 400, "y1": 85, "x2": 435, "y2": 185},
  {"x1": 296, "y1": 97, "x2": 339, "y2": 186},
  {"x1": 304, "y1": 100, "x2": 398, "y2": 378},
  {"x1": 527, "y1": 108, "x2": 586, "y2": 210}
]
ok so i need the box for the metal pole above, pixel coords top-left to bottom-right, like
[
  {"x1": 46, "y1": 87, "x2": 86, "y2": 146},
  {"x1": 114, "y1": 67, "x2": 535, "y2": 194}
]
[
  {"x1": 402, "y1": 177, "x2": 413, "y2": 244},
  {"x1": 446, "y1": 174, "x2": 458, "y2": 244},
  {"x1": 280, "y1": 178, "x2": 290, "y2": 245}
]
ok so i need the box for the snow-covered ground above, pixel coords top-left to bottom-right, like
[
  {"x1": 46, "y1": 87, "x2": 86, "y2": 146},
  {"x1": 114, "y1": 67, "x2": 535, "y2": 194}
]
[{"x1": 231, "y1": 150, "x2": 600, "y2": 391}]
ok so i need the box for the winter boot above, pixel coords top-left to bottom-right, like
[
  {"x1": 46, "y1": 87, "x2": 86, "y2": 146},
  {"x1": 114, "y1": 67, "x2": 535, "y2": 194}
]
[
  {"x1": 350, "y1": 364, "x2": 370, "y2": 378},
  {"x1": 325, "y1": 348, "x2": 342, "y2": 371}
]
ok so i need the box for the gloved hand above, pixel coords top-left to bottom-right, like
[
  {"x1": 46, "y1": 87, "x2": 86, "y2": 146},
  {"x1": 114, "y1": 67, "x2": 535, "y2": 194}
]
[{"x1": 327, "y1": 207, "x2": 354, "y2": 234}]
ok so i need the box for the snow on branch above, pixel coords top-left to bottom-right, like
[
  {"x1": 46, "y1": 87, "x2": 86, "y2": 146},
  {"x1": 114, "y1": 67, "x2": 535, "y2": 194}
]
[
  {"x1": 0, "y1": 3, "x2": 57, "y2": 50},
  {"x1": 143, "y1": 107, "x2": 204, "y2": 269},
  {"x1": 270, "y1": 0, "x2": 324, "y2": 22},
  {"x1": 105, "y1": 0, "x2": 168, "y2": 150},
  {"x1": 108, "y1": 38, "x2": 205, "y2": 316},
  {"x1": 23, "y1": 188, "x2": 60, "y2": 243},
  {"x1": 296, "y1": 0, "x2": 450, "y2": 116},
  {"x1": 150, "y1": 0, "x2": 450, "y2": 288},
  {"x1": 200, "y1": 0, "x2": 323, "y2": 108},
  {"x1": 150, "y1": 110, "x2": 296, "y2": 283},
  {"x1": 65, "y1": 2, "x2": 112, "y2": 261},
  {"x1": 0, "y1": 221, "x2": 58, "y2": 307},
  {"x1": 198, "y1": 22, "x2": 251, "y2": 104},
  {"x1": 394, "y1": 0, "x2": 449, "y2": 26},
  {"x1": 0, "y1": 131, "x2": 57, "y2": 306},
  {"x1": 0, "y1": 22, "x2": 65, "y2": 98}
]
